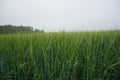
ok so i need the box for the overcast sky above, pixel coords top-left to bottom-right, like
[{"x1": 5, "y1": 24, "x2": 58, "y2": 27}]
[{"x1": 0, "y1": 0, "x2": 120, "y2": 32}]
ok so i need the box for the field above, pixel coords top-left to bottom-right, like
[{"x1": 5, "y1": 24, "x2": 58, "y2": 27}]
[{"x1": 0, "y1": 30, "x2": 120, "y2": 80}]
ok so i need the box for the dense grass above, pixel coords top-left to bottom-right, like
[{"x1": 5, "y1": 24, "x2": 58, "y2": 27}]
[{"x1": 0, "y1": 30, "x2": 120, "y2": 80}]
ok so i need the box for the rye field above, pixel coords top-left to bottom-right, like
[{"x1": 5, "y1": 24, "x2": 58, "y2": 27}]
[{"x1": 0, "y1": 30, "x2": 120, "y2": 80}]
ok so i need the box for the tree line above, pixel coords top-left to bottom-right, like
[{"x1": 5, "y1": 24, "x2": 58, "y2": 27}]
[{"x1": 0, "y1": 25, "x2": 44, "y2": 34}]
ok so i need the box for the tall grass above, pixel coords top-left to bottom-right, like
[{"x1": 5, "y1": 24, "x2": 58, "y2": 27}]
[{"x1": 0, "y1": 31, "x2": 120, "y2": 80}]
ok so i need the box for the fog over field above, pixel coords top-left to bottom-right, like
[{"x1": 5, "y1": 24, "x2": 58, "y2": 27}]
[{"x1": 0, "y1": 0, "x2": 120, "y2": 32}]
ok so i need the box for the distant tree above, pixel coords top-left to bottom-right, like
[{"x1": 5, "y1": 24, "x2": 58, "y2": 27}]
[
  {"x1": 0, "y1": 25, "x2": 34, "y2": 34},
  {"x1": 34, "y1": 29, "x2": 44, "y2": 33},
  {"x1": 40, "y1": 30, "x2": 44, "y2": 33},
  {"x1": 0, "y1": 24, "x2": 45, "y2": 34}
]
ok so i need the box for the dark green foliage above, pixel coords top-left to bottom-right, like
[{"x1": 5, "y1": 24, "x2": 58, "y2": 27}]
[
  {"x1": 34, "y1": 29, "x2": 44, "y2": 33},
  {"x1": 0, "y1": 25, "x2": 44, "y2": 34},
  {"x1": 0, "y1": 30, "x2": 119, "y2": 80}
]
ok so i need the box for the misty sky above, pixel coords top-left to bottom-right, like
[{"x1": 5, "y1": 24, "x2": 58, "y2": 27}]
[{"x1": 0, "y1": 0, "x2": 120, "y2": 32}]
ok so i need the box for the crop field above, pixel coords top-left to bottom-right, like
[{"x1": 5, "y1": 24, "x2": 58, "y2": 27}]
[{"x1": 0, "y1": 31, "x2": 120, "y2": 80}]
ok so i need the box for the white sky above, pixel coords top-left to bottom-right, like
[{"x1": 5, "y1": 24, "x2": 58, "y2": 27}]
[{"x1": 0, "y1": 0, "x2": 120, "y2": 32}]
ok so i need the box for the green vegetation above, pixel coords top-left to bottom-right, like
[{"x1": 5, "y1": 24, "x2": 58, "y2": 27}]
[
  {"x1": 0, "y1": 30, "x2": 120, "y2": 80},
  {"x1": 0, "y1": 25, "x2": 44, "y2": 34}
]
